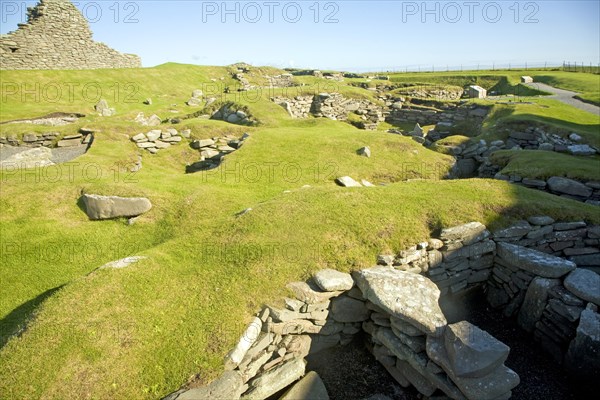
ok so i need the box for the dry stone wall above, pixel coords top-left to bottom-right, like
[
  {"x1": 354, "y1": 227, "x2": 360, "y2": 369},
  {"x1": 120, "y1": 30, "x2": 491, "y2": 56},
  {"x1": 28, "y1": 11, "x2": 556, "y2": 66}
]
[
  {"x1": 0, "y1": 0, "x2": 141, "y2": 70},
  {"x1": 163, "y1": 217, "x2": 600, "y2": 400},
  {"x1": 386, "y1": 104, "x2": 489, "y2": 129}
]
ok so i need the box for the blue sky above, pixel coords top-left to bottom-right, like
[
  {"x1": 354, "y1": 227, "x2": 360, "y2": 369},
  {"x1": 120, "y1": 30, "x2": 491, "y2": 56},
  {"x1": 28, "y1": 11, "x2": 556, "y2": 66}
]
[{"x1": 1, "y1": 0, "x2": 599, "y2": 71}]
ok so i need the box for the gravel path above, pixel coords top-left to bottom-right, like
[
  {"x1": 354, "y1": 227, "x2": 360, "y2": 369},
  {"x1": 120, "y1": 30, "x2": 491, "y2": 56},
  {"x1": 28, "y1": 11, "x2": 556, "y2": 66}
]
[{"x1": 525, "y1": 82, "x2": 600, "y2": 115}]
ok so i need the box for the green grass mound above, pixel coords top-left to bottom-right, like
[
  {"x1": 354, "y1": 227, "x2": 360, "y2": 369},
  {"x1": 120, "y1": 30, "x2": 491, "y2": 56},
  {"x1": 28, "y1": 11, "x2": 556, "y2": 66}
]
[{"x1": 491, "y1": 150, "x2": 600, "y2": 182}]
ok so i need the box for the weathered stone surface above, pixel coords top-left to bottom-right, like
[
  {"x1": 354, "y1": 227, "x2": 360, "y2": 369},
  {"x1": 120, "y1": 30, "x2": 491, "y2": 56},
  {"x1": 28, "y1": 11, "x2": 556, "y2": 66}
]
[
  {"x1": 554, "y1": 221, "x2": 587, "y2": 231},
  {"x1": 313, "y1": 269, "x2": 354, "y2": 292},
  {"x1": 517, "y1": 277, "x2": 561, "y2": 332},
  {"x1": 547, "y1": 177, "x2": 593, "y2": 197},
  {"x1": 82, "y1": 194, "x2": 152, "y2": 220},
  {"x1": 99, "y1": 256, "x2": 147, "y2": 269},
  {"x1": 396, "y1": 359, "x2": 436, "y2": 396},
  {"x1": 0, "y1": 147, "x2": 55, "y2": 169},
  {"x1": 440, "y1": 222, "x2": 487, "y2": 244},
  {"x1": 243, "y1": 358, "x2": 306, "y2": 400},
  {"x1": 330, "y1": 296, "x2": 369, "y2": 322},
  {"x1": 286, "y1": 281, "x2": 343, "y2": 304},
  {"x1": 361, "y1": 179, "x2": 375, "y2": 187},
  {"x1": 267, "y1": 319, "x2": 342, "y2": 336},
  {"x1": 165, "y1": 371, "x2": 243, "y2": 400},
  {"x1": 443, "y1": 240, "x2": 495, "y2": 261},
  {"x1": 224, "y1": 317, "x2": 262, "y2": 370},
  {"x1": 357, "y1": 146, "x2": 371, "y2": 158},
  {"x1": 335, "y1": 176, "x2": 362, "y2": 187},
  {"x1": 493, "y1": 220, "x2": 532, "y2": 239},
  {"x1": 131, "y1": 133, "x2": 146, "y2": 142},
  {"x1": 570, "y1": 253, "x2": 600, "y2": 267},
  {"x1": 564, "y1": 308, "x2": 600, "y2": 383},
  {"x1": 527, "y1": 216, "x2": 555, "y2": 226},
  {"x1": 354, "y1": 267, "x2": 446, "y2": 337},
  {"x1": 267, "y1": 306, "x2": 303, "y2": 323},
  {"x1": 146, "y1": 130, "x2": 161, "y2": 141},
  {"x1": 390, "y1": 317, "x2": 425, "y2": 337},
  {"x1": 496, "y1": 243, "x2": 576, "y2": 278},
  {"x1": 567, "y1": 144, "x2": 596, "y2": 156},
  {"x1": 548, "y1": 299, "x2": 583, "y2": 322},
  {"x1": 564, "y1": 269, "x2": 600, "y2": 306},
  {"x1": 391, "y1": 326, "x2": 426, "y2": 353},
  {"x1": 279, "y1": 371, "x2": 329, "y2": 400},
  {"x1": 375, "y1": 327, "x2": 466, "y2": 399},
  {"x1": 427, "y1": 334, "x2": 519, "y2": 400},
  {"x1": 56, "y1": 138, "x2": 82, "y2": 147},
  {"x1": 444, "y1": 321, "x2": 510, "y2": 378}
]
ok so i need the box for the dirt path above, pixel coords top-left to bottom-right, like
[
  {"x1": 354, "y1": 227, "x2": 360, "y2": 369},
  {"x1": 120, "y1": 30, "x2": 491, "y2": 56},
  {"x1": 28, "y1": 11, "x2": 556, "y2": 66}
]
[{"x1": 525, "y1": 82, "x2": 600, "y2": 115}]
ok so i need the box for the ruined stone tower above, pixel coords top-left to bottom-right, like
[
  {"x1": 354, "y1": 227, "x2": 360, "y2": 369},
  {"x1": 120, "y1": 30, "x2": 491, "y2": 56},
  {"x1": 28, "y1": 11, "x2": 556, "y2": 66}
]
[{"x1": 0, "y1": 0, "x2": 141, "y2": 70}]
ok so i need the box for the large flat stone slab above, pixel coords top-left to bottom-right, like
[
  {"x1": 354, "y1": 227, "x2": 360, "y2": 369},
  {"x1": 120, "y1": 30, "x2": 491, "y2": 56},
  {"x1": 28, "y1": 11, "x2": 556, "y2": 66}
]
[
  {"x1": 279, "y1": 371, "x2": 329, "y2": 400},
  {"x1": 0, "y1": 147, "x2": 55, "y2": 169},
  {"x1": 564, "y1": 307, "x2": 600, "y2": 383},
  {"x1": 242, "y1": 357, "x2": 306, "y2": 399},
  {"x1": 517, "y1": 277, "x2": 561, "y2": 332},
  {"x1": 496, "y1": 243, "x2": 576, "y2": 278},
  {"x1": 547, "y1": 176, "x2": 593, "y2": 197},
  {"x1": 165, "y1": 371, "x2": 244, "y2": 400},
  {"x1": 440, "y1": 222, "x2": 487, "y2": 244},
  {"x1": 354, "y1": 267, "x2": 446, "y2": 337},
  {"x1": 225, "y1": 317, "x2": 262, "y2": 370},
  {"x1": 444, "y1": 321, "x2": 510, "y2": 378},
  {"x1": 427, "y1": 334, "x2": 519, "y2": 400},
  {"x1": 286, "y1": 281, "x2": 344, "y2": 304},
  {"x1": 313, "y1": 269, "x2": 354, "y2": 291},
  {"x1": 335, "y1": 176, "x2": 362, "y2": 187},
  {"x1": 330, "y1": 296, "x2": 370, "y2": 322},
  {"x1": 82, "y1": 194, "x2": 152, "y2": 220},
  {"x1": 564, "y1": 269, "x2": 600, "y2": 306}
]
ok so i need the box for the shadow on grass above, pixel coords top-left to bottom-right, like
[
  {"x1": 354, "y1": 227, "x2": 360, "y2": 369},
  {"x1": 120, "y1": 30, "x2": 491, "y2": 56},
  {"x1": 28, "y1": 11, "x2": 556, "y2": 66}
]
[{"x1": 0, "y1": 284, "x2": 64, "y2": 349}]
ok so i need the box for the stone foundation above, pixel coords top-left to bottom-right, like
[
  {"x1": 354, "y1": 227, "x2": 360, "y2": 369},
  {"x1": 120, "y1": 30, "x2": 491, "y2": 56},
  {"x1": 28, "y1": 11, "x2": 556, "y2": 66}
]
[{"x1": 162, "y1": 219, "x2": 600, "y2": 400}]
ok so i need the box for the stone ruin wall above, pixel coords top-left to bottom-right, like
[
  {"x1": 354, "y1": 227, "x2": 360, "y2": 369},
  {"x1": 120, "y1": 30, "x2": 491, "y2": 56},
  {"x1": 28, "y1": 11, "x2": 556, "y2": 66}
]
[
  {"x1": 0, "y1": 0, "x2": 141, "y2": 70},
  {"x1": 164, "y1": 218, "x2": 600, "y2": 400}
]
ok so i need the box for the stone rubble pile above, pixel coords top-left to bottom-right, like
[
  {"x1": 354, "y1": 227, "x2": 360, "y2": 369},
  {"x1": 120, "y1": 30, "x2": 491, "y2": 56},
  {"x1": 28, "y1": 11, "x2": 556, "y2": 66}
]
[
  {"x1": 95, "y1": 99, "x2": 116, "y2": 117},
  {"x1": 130, "y1": 128, "x2": 190, "y2": 154},
  {"x1": 504, "y1": 127, "x2": 597, "y2": 156},
  {"x1": 186, "y1": 90, "x2": 204, "y2": 106},
  {"x1": 265, "y1": 74, "x2": 295, "y2": 88},
  {"x1": 272, "y1": 93, "x2": 385, "y2": 130},
  {"x1": 134, "y1": 112, "x2": 162, "y2": 126},
  {"x1": 211, "y1": 104, "x2": 256, "y2": 125},
  {"x1": 233, "y1": 73, "x2": 253, "y2": 91},
  {"x1": 186, "y1": 133, "x2": 249, "y2": 172}
]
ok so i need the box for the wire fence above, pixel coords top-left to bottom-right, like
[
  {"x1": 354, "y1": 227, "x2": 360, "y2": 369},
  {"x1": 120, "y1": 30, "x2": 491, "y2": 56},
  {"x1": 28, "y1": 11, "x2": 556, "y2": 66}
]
[
  {"x1": 562, "y1": 62, "x2": 600, "y2": 74},
  {"x1": 342, "y1": 61, "x2": 599, "y2": 74}
]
